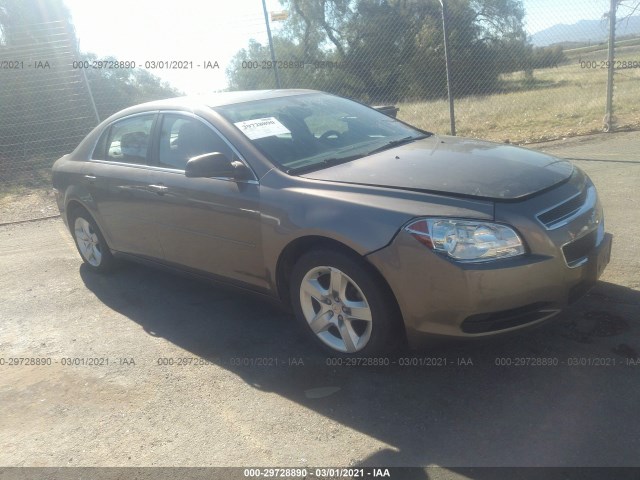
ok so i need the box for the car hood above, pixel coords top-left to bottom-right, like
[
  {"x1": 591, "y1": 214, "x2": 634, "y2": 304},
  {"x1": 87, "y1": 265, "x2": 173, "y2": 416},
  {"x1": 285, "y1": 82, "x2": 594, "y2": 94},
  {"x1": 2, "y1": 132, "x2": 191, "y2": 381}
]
[{"x1": 301, "y1": 135, "x2": 574, "y2": 200}]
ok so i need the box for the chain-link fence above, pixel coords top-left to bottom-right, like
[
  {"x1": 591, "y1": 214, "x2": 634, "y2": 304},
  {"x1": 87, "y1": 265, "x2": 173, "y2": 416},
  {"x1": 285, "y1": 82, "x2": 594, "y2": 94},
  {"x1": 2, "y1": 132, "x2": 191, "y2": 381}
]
[
  {"x1": 230, "y1": 0, "x2": 640, "y2": 144},
  {"x1": 0, "y1": 20, "x2": 97, "y2": 191},
  {"x1": 1, "y1": 0, "x2": 639, "y2": 220}
]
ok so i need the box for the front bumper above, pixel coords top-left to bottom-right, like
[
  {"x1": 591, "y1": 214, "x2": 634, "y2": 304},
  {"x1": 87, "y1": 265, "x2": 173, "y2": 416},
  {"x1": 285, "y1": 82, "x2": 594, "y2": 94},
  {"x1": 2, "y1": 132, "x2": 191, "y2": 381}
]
[{"x1": 366, "y1": 173, "x2": 612, "y2": 346}]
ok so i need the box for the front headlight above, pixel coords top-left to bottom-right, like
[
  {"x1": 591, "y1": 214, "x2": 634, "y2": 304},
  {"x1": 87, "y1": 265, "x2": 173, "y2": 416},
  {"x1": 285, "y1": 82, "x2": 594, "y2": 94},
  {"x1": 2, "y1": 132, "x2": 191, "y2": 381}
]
[{"x1": 405, "y1": 218, "x2": 526, "y2": 262}]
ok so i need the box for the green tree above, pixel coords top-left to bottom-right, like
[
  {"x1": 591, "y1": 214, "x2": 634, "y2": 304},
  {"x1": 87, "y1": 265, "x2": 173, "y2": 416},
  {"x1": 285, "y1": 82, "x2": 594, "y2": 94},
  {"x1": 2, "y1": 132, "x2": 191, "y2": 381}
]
[
  {"x1": 227, "y1": 0, "x2": 531, "y2": 102},
  {"x1": 81, "y1": 53, "x2": 180, "y2": 120},
  {"x1": 0, "y1": 0, "x2": 74, "y2": 45}
]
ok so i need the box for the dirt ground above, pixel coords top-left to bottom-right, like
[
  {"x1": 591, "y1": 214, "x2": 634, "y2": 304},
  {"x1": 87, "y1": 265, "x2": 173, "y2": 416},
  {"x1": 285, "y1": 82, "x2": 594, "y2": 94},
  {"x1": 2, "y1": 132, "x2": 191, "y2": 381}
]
[
  {"x1": 0, "y1": 132, "x2": 639, "y2": 474},
  {"x1": 0, "y1": 189, "x2": 58, "y2": 224}
]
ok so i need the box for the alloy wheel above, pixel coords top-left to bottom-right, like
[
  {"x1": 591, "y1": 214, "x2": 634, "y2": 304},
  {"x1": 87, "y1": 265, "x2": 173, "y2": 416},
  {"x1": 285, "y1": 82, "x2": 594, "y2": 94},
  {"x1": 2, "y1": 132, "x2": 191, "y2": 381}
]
[
  {"x1": 299, "y1": 266, "x2": 373, "y2": 353},
  {"x1": 74, "y1": 217, "x2": 103, "y2": 267}
]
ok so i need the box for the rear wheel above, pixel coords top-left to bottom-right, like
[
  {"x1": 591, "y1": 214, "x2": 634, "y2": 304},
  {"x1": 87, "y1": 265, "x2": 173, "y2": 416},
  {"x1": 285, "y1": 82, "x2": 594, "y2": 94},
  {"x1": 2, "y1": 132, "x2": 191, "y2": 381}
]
[
  {"x1": 70, "y1": 209, "x2": 115, "y2": 272},
  {"x1": 291, "y1": 250, "x2": 401, "y2": 355}
]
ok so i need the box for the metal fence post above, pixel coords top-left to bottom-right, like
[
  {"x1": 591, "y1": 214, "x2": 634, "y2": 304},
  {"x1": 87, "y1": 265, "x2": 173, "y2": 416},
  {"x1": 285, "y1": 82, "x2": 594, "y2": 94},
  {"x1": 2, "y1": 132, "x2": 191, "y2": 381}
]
[
  {"x1": 604, "y1": 0, "x2": 616, "y2": 133},
  {"x1": 262, "y1": 0, "x2": 281, "y2": 89},
  {"x1": 440, "y1": 0, "x2": 456, "y2": 136},
  {"x1": 77, "y1": 40, "x2": 101, "y2": 125}
]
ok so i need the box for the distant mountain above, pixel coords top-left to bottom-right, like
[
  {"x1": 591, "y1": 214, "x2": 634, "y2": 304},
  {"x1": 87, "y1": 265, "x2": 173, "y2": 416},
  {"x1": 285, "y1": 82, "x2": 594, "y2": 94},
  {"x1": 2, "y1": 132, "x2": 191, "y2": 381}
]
[{"x1": 530, "y1": 16, "x2": 640, "y2": 46}]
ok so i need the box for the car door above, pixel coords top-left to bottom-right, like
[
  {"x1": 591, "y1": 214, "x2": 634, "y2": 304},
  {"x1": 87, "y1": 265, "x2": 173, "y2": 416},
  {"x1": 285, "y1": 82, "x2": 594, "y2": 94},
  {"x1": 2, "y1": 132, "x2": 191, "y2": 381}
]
[
  {"x1": 87, "y1": 112, "x2": 165, "y2": 259},
  {"x1": 146, "y1": 112, "x2": 265, "y2": 289}
]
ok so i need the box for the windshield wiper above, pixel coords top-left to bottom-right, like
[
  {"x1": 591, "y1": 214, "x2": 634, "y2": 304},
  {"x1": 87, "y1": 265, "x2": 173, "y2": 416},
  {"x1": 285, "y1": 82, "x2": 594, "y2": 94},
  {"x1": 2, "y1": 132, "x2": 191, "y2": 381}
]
[
  {"x1": 365, "y1": 134, "x2": 429, "y2": 156},
  {"x1": 287, "y1": 154, "x2": 365, "y2": 175}
]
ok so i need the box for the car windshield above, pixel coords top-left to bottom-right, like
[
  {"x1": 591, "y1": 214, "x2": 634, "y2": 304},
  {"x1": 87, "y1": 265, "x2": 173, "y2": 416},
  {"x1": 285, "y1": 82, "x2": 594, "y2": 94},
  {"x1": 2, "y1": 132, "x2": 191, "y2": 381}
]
[{"x1": 214, "y1": 93, "x2": 429, "y2": 174}]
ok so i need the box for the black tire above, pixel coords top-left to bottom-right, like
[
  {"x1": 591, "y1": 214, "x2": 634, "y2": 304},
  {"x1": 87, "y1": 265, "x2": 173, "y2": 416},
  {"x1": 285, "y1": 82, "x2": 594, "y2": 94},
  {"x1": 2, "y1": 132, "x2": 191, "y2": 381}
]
[
  {"x1": 290, "y1": 249, "x2": 402, "y2": 356},
  {"x1": 69, "y1": 208, "x2": 115, "y2": 272}
]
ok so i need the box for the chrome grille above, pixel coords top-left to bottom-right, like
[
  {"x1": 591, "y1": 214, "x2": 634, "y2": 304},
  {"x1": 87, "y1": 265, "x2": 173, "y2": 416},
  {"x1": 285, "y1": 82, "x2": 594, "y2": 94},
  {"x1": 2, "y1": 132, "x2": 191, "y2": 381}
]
[{"x1": 537, "y1": 188, "x2": 588, "y2": 229}]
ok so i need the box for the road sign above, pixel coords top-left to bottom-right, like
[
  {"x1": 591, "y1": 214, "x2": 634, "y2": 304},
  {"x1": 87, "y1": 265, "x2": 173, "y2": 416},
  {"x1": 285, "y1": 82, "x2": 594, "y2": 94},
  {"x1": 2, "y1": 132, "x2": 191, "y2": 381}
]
[{"x1": 270, "y1": 10, "x2": 288, "y2": 21}]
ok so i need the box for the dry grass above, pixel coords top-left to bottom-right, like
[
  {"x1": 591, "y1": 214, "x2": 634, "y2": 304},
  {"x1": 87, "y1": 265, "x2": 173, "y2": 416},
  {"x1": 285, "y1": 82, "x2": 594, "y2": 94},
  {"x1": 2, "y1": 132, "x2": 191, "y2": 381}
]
[
  {"x1": 0, "y1": 188, "x2": 58, "y2": 223},
  {"x1": 0, "y1": 168, "x2": 52, "y2": 199},
  {"x1": 397, "y1": 45, "x2": 640, "y2": 144}
]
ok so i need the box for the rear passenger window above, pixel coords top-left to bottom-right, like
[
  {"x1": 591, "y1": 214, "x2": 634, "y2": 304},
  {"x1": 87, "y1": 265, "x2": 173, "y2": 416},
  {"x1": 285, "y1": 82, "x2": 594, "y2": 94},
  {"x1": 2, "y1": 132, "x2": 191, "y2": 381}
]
[
  {"x1": 158, "y1": 114, "x2": 232, "y2": 170},
  {"x1": 92, "y1": 128, "x2": 109, "y2": 160},
  {"x1": 105, "y1": 114, "x2": 155, "y2": 164}
]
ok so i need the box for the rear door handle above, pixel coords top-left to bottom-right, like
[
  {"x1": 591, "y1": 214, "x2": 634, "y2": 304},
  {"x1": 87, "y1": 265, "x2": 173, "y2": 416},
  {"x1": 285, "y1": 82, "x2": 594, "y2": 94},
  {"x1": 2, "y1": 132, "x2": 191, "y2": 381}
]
[
  {"x1": 148, "y1": 183, "x2": 168, "y2": 195},
  {"x1": 84, "y1": 174, "x2": 97, "y2": 181}
]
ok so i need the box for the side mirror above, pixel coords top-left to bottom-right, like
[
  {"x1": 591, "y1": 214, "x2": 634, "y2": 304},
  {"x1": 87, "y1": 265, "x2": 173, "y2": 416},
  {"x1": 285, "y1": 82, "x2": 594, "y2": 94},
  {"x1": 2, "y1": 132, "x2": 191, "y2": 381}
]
[{"x1": 185, "y1": 152, "x2": 253, "y2": 181}]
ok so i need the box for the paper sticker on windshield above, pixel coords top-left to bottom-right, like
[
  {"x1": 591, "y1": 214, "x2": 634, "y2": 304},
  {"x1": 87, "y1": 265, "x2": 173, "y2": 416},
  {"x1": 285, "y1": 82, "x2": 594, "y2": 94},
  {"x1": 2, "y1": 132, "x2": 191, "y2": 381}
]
[{"x1": 234, "y1": 117, "x2": 290, "y2": 140}]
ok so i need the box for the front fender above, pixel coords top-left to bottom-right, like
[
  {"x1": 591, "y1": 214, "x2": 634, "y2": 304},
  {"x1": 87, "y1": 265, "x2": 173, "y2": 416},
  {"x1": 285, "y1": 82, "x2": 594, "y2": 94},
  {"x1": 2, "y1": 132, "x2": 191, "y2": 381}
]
[{"x1": 258, "y1": 169, "x2": 494, "y2": 293}]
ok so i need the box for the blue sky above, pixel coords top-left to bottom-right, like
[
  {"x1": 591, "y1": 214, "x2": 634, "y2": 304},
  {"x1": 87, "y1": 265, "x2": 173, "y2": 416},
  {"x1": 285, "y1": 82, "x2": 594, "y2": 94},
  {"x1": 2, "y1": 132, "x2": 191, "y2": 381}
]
[{"x1": 63, "y1": 0, "x2": 611, "y2": 94}]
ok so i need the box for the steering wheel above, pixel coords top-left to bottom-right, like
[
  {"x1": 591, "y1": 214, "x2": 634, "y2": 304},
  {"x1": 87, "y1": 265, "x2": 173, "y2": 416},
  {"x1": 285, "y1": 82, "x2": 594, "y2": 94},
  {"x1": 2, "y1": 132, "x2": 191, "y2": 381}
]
[{"x1": 319, "y1": 130, "x2": 343, "y2": 142}]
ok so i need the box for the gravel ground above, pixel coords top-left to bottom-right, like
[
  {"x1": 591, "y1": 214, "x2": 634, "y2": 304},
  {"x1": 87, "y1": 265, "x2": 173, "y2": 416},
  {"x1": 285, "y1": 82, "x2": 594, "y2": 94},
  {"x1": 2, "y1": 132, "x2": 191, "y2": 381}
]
[{"x1": 0, "y1": 188, "x2": 58, "y2": 224}]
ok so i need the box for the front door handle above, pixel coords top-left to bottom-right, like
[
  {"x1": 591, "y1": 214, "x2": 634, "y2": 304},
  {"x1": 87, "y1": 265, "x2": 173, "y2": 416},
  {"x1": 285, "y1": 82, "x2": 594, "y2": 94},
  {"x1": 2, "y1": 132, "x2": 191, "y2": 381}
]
[
  {"x1": 84, "y1": 174, "x2": 97, "y2": 182},
  {"x1": 148, "y1": 183, "x2": 168, "y2": 195}
]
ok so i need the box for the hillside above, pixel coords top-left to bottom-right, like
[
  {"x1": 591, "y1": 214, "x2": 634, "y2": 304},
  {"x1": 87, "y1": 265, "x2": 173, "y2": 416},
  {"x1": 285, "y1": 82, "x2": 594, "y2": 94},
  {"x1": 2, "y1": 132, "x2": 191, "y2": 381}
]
[{"x1": 530, "y1": 15, "x2": 640, "y2": 46}]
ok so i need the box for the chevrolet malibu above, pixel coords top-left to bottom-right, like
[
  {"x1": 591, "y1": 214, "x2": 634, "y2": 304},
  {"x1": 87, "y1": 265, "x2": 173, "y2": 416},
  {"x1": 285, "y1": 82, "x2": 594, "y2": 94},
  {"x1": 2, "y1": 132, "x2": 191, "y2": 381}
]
[{"x1": 52, "y1": 89, "x2": 612, "y2": 355}]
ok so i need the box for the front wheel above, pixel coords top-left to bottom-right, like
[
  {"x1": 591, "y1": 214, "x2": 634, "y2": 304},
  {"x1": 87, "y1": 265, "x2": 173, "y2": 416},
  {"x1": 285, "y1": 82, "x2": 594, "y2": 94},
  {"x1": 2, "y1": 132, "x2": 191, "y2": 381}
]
[
  {"x1": 290, "y1": 250, "x2": 402, "y2": 355},
  {"x1": 70, "y1": 209, "x2": 115, "y2": 272}
]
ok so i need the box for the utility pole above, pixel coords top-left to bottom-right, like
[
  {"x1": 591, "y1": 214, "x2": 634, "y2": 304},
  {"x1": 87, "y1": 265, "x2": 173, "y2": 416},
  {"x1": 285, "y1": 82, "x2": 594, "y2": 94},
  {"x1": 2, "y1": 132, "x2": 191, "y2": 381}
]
[
  {"x1": 440, "y1": 0, "x2": 455, "y2": 135},
  {"x1": 261, "y1": 0, "x2": 281, "y2": 88}
]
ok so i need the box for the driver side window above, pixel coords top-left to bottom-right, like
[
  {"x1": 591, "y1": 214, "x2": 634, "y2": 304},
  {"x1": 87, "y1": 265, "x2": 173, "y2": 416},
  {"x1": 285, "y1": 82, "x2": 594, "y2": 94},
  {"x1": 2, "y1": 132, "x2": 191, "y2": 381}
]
[{"x1": 158, "y1": 114, "x2": 232, "y2": 170}]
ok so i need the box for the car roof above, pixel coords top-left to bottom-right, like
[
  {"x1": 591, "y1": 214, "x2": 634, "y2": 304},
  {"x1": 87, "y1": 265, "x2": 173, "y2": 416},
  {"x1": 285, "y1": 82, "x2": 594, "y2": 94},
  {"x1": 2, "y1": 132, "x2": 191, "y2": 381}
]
[{"x1": 132, "y1": 89, "x2": 321, "y2": 111}]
